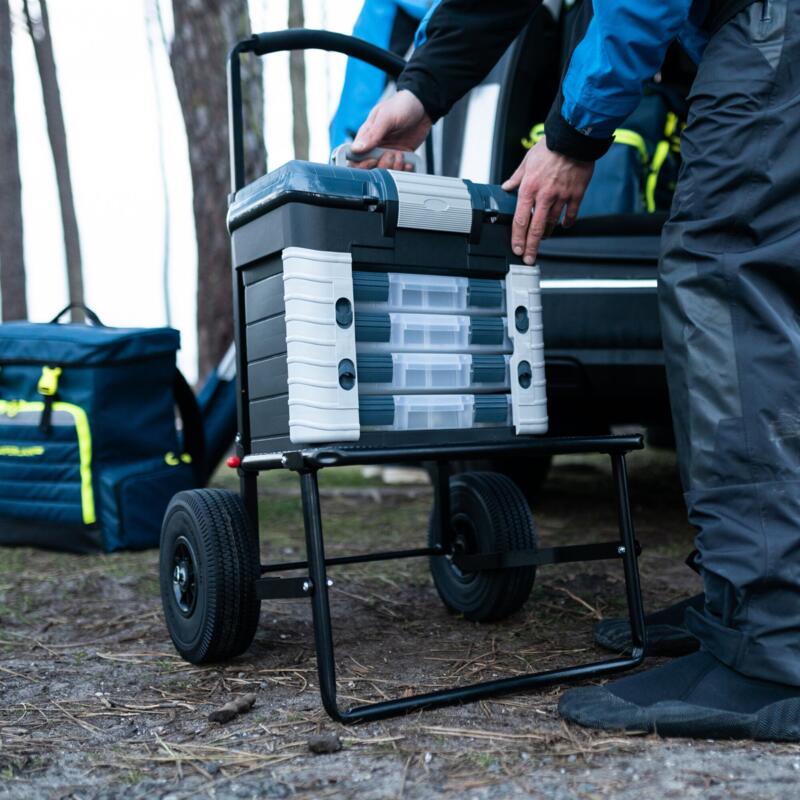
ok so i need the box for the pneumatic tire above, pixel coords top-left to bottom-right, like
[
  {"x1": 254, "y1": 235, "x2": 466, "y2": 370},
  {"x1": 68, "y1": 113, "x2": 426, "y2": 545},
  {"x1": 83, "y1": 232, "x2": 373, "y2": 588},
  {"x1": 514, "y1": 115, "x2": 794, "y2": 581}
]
[
  {"x1": 428, "y1": 471, "x2": 538, "y2": 622},
  {"x1": 160, "y1": 489, "x2": 261, "y2": 664}
]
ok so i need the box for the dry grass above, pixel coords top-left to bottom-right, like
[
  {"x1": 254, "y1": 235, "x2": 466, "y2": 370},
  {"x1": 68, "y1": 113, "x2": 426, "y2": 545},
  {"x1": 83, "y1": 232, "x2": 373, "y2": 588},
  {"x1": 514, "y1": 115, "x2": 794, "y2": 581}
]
[{"x1": 5, "y1": 449, "x2": 771, "y2": 800}]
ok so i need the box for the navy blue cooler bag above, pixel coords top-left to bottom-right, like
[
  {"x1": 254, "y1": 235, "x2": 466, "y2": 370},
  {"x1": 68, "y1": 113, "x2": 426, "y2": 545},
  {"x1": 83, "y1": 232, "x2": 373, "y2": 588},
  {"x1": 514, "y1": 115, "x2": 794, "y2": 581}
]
[{"x1": 0, "y1": 304, "x2": 204, "y2": 553}]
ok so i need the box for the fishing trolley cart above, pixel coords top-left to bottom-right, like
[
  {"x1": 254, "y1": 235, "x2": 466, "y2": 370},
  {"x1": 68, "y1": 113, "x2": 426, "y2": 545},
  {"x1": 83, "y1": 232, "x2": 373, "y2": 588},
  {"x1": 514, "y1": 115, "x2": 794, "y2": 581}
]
[{"x1": 159, "y1": 30, "x2": 647, "y2": 723}]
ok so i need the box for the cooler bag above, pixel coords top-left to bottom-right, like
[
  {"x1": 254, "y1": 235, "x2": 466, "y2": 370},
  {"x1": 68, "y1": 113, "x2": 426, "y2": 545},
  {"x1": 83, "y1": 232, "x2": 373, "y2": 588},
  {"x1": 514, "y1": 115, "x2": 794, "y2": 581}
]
[{"x1": 0, "y1": 304, "x2": 204, "y2": 553}]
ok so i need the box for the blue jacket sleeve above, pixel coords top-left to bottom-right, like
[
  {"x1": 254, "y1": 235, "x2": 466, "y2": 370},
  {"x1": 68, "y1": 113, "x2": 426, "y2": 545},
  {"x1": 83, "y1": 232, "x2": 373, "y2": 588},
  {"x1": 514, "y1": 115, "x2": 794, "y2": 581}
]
[
  {"x1": 545, "y1": 0, "x2": 694, "y2": 161},
  {"x1": 329, "y1": 0, "x2": 431, "y2": 148}
]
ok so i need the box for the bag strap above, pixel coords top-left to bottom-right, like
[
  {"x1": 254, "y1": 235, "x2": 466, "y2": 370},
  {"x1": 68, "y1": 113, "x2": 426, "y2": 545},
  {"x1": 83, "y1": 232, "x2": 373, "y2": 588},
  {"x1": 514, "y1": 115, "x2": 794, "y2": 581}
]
[
  {"x1": 173, "y1": 368, "x2": 207, "y2": 487},
  {"x1": 49, "y1": 303, "x2": 105, "y2": 327}
]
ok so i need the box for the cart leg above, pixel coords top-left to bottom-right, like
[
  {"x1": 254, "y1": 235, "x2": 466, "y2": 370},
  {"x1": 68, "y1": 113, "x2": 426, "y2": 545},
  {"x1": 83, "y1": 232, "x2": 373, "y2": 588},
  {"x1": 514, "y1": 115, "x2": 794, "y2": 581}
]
[
  {"x1": 240, "y1": 471, "x2": 260, "y2": 550},
  {"x1": 299, "y1": 469, "x2": 342, "y2": 721},
  {"x1": 430, "y1": 461, "x2": 451, "y2": 553},
  {"x1": 611, "y1": 453, "x2": 646, "y2": 657},
  {"x1": 293, "y1": 451, "x2": 646, "y2": 724}
]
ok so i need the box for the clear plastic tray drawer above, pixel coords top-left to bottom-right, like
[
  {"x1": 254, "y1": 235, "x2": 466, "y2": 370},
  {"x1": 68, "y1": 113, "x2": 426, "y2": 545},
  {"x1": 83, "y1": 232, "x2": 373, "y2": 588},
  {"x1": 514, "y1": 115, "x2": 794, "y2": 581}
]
[
  {"x1": 357, "y1": 353, "x2": 510, "y2": 393},
  {"x1": 353, "y1": 271, "x2": 505, "y2": 314},
  {"x1": 359, "y1": 393, "x2": 512, "y2": 431},
  {"x1": 355, "y1": 312, "x2": 512, "y2": 354}
]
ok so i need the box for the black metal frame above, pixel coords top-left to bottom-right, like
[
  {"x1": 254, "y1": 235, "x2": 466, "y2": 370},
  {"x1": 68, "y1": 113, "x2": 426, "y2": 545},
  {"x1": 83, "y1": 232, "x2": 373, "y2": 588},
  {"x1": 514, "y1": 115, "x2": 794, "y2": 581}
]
[
  {"x1": 227, "y1": 31, "x2": 647, "y2": 722},
  {"x1": 238, "y1": 435, "x2": 646, "y2": 723}
]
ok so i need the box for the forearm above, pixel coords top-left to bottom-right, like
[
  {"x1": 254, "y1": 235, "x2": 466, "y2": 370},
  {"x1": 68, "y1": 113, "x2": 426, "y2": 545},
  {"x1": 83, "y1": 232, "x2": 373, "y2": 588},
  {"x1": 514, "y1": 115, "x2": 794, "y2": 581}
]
[
  {"x1": 396, "y1": 0, "x2": 541, "y2": 121},
  {"x1": 545, "y1": 0, "x2": 693, "y2": 161}
]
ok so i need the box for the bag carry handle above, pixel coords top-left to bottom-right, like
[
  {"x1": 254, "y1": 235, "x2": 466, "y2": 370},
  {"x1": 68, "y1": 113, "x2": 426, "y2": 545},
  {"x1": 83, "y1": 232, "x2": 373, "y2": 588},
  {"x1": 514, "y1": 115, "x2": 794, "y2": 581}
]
[
  {"x1": 49, "y1": 302, "x2": 105, "y2": 327},
  {"x1": 173, "y1": 368, "x2": 207, "y2": 487}
]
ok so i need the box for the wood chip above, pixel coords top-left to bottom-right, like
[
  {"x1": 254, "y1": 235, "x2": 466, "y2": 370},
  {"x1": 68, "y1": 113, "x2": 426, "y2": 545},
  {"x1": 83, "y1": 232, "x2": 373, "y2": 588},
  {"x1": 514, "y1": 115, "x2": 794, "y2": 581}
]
[
  {"x1": 207, "y1": 693, "x2": 257, "y2": 724},
  {"x1": 308, "y1": 732, "x2": 342, "y2": 754}
]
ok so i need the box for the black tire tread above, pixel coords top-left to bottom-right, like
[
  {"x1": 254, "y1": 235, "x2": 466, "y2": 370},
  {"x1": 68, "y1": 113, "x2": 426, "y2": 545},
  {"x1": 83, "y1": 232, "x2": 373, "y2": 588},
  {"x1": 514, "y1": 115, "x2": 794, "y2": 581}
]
[
  {"x1": 429, "y1": 471, "x2": 538, "y2": 622},
  {"x1": 161, "y1": 489, "x2": 260, "y2": 664}
]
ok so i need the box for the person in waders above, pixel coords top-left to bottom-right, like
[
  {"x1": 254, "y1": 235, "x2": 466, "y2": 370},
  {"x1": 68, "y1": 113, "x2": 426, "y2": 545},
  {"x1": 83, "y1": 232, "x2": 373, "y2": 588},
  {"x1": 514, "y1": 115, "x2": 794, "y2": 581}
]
[{"x1": 349, "y1": 0, "x2": 800, "y2": 741}]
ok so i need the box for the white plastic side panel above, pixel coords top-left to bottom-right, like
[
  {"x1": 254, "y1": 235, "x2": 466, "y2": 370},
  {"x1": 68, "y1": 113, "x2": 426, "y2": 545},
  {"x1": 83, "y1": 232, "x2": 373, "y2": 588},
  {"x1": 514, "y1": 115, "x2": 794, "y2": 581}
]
[
  {"x1": 506, "y1": 264, "x2": 548, "y2": 435},
  {"x1": 389, "y1": 171, "x2": 473, "y2": 233},
  {"x1": 282, "y1": 247, "x2": 360, "y2": 444}
]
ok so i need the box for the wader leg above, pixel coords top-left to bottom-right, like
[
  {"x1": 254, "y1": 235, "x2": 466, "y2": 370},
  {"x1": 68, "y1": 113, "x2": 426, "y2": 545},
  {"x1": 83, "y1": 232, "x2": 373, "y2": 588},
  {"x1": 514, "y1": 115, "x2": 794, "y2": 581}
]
[{"x1": 659, "y1": 0, "x2": 800, "y2": 685}]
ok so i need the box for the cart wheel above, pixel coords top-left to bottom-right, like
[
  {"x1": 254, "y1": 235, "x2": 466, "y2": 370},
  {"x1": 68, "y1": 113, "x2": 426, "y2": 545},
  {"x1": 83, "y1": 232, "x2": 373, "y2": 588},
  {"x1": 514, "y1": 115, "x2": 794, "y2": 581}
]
[
  {"x1": 160, "y1": 489, "x2": 261, "y2": 664},
  {"x1": 447, "y1": 455, "x2": 552, "y2": 504},
  {"x1": 428, "y1": 471, "x2": 538, "y2": 622}
]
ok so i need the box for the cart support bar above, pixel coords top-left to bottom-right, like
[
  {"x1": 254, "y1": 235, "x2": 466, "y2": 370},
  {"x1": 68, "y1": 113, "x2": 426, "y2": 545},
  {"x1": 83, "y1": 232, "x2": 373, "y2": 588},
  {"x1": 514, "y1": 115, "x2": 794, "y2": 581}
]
[
  {"x1": 255, "y1": 576, "x2": 314, "y2": 600},
  {"x1": 451, "y1": 540, "x2": 641, "y2": 572},
  {"x1": 260, "y1": 546, "x2": 442, "y2": 574}
]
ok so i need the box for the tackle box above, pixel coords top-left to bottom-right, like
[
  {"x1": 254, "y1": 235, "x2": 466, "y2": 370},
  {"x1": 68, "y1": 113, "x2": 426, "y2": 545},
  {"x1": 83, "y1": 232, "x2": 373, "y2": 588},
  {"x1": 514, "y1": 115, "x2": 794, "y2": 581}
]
[{"x1": 229, "y1": 161, "x2": 548, "y2": 452}]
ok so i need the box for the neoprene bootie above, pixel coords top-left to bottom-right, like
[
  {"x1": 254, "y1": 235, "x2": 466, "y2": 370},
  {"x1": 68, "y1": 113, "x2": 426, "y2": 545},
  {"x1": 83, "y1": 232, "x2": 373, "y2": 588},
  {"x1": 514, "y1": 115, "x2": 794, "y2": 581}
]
[
  {"x1": 559, "y1": 651, "x2": 800, "y2": 740},
  {"x1": 594, "y1": 593, "x2": 703, "y2": 656}
]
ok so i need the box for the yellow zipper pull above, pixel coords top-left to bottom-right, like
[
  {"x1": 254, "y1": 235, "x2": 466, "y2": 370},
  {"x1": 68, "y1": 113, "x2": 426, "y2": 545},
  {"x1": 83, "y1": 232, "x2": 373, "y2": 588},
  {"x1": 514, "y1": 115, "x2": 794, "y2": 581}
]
[{"x1": 38, "y1": 366, "x2": 62, "y2": 397}]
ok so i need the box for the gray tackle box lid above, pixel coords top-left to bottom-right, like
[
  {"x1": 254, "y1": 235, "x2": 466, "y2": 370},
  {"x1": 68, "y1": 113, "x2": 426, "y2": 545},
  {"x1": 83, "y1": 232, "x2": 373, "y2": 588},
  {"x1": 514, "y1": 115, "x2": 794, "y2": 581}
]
[{"x1": 227, "y1": 160, "x2": 518, "y2": 234}]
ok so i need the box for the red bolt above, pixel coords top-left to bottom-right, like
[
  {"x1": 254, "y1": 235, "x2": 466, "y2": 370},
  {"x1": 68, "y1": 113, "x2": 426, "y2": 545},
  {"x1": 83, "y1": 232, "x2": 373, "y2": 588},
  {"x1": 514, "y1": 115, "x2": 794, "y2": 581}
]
[{"x1": 226, "y1": 455, "x2": 242, "y2": 469}]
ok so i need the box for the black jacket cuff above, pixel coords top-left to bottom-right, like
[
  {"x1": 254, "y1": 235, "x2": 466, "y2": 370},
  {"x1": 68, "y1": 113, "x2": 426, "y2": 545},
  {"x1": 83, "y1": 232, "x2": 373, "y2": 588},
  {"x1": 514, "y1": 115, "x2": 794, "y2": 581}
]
[
  {"x1": 396, "y1": 70, "x2": 447, "y2": 123},
  {"x1": 544, "y1": 105, "x2": 614, "y2": 162}
]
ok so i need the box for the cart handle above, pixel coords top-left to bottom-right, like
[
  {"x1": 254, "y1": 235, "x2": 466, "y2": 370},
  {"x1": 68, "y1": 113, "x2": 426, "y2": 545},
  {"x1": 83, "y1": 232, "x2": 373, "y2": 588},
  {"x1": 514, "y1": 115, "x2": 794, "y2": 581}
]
[{"x1": 228, "y1": 29, "x2": 408, "y2": 193}]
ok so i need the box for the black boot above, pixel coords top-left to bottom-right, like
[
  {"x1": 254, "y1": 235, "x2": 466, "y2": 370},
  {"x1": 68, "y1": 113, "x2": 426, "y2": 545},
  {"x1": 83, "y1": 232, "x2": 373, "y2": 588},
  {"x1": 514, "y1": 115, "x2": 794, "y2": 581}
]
[
  {"x1": 594, "y1": 592, "x2": 704, "y2": 656},
  {"x1": 559, "y1": 651, "x2": 800, "y2": 740}
]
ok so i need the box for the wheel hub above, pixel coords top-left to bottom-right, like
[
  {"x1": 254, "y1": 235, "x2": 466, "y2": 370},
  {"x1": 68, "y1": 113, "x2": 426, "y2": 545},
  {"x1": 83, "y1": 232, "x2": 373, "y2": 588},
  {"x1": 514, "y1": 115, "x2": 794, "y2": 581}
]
[
  {"x1": 171, "y1": 536, "x2": 198, "y2": 616},
  {"x1": 446, "y1": 513, "x2": 478, "y2": 579}
]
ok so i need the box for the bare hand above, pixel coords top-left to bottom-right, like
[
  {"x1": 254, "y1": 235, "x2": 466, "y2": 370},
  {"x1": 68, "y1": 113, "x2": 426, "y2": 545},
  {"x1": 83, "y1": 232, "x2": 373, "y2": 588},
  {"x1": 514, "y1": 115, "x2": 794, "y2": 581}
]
[
  {"x1": 502, "y1": 138, "x2": 594, "y2": 265},
  {"x1": 349, "y1": 90, "x2": 432, "y2": 171}
]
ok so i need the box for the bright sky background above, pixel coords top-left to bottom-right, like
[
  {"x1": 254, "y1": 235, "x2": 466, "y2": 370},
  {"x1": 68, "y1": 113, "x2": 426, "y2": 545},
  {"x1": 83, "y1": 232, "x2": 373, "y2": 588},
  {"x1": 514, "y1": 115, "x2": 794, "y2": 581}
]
[{"x1": 8, "y1": 0, "x2": 363, "y2": 382}]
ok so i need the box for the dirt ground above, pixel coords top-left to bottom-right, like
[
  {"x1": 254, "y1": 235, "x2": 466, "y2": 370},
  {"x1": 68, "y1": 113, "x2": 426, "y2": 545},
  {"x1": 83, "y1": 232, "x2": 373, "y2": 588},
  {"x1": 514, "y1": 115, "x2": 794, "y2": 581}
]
[{"x1": 2, "y1": 447, "x2": 798, "y2": 799}]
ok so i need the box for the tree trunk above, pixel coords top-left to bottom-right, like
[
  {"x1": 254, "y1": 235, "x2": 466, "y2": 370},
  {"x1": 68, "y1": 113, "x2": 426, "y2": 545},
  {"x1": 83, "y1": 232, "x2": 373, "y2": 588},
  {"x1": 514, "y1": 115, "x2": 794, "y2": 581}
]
[
  {"x1": 23, "y1": 0, "x2": 84, "y2": 320},
  {"x1": 144, "y1": 0, "x2": 172, "y2": 327},
  {"x1": 288, "y1": 0, "x2": 309, "y2": 160},
  {"x1": 169, "y1": 0, "x2": 265, "y2": 378},
  {"x1": 0, "y1": 0, "x2": 28, "y2": 321}
]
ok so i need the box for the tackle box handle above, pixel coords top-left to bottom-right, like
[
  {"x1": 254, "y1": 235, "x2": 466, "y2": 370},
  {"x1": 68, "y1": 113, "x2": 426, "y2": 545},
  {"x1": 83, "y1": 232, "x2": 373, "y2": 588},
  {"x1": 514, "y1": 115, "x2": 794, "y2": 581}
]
[{"x1": 330, "y1": 144, "x2": 424, "y2": 173}]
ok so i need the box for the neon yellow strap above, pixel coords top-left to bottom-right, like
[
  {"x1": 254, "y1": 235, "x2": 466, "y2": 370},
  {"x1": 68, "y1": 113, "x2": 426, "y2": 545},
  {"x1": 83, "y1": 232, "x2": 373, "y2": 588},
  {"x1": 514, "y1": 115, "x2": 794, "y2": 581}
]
[
  {"x1": 38, "y1": 366, "x2": 62, "y2": 397},
  {"x1": 612, "y1": 129, "x2": 649, "y2": 163},
  {"x1": 645, "y1": 140, "x2": 672, "y2": 213},
  {"x1": 645, "y1": 114, "x2": 682, "y2": 213},
  {"x1": 664, "y1": 111, "x2": 678, "y2": 138},
  {"x1": 0, "y1": 399, "x2": 95, "y2": 525},
  {"x1": 522, "y1": 123, "x2": 648, "y2": 164}
]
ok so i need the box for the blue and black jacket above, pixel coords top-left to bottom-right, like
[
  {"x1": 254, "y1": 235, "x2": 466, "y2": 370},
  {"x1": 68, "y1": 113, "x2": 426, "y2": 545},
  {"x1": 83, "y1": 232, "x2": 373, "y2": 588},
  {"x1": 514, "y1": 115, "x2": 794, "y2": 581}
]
[
  {"x1": 396, "y1": 0, "x2": 758, "y2": 162},
  {"x1": 330, "y1": 0, "x2": 435, "y2": 147}
]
